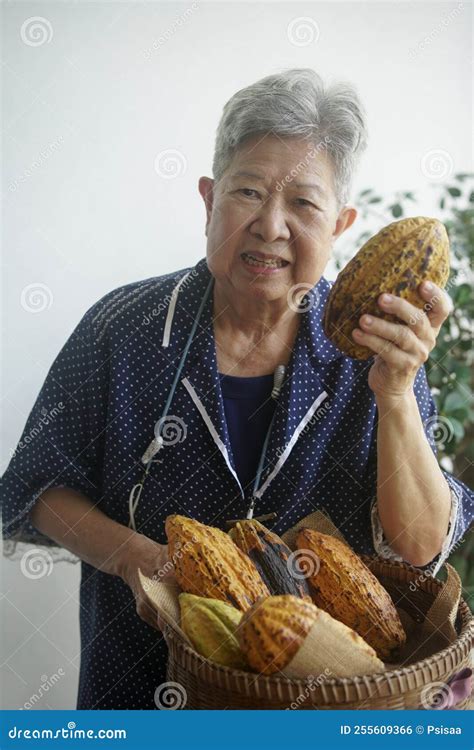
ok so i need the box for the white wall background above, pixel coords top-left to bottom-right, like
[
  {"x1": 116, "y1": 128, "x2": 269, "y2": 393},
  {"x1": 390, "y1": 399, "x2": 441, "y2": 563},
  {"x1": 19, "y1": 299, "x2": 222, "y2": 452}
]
[{"x1": 1, "y1": 0, "x2": 472, "y2": 709}]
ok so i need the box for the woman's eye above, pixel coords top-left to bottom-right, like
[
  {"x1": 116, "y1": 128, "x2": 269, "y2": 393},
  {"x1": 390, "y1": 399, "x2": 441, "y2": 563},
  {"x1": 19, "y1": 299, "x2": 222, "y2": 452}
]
[
  {"x1": 238, "y1": 188, "x2": 259, "y2": 198},
  {"x1": 296, "y1": 198, "x2": 317, "y2": 208}
]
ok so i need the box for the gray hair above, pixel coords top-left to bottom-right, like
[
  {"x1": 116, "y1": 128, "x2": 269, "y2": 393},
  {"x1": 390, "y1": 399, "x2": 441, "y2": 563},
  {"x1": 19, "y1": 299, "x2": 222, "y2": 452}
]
[{"x1": 212, "y1": 68, "x2": 368, "y2": 207}]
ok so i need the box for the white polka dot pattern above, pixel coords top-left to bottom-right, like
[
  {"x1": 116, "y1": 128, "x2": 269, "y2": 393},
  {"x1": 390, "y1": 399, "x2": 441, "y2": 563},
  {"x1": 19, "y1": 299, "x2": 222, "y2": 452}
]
[{"x1": 1, "y1": 257, "x2": 472, "y2": 709}]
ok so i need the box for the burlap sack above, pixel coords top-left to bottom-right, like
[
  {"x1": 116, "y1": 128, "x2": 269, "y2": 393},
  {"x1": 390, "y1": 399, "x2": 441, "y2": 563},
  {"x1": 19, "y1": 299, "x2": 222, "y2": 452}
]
[
  {"x1": 280, "y1": 509, "x2": 462, "y2": 671},
  {"x1": 139, "y1": 509, "x2": 463, "y2": 677}
]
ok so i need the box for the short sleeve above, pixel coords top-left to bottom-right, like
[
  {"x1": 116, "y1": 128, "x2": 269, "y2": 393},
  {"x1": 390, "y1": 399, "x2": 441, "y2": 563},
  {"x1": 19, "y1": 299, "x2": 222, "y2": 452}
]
[
  {"x1": 370, "y1": 365, "x2": 474, "y2": 574},
  {"x1": 1, "y1": 302, "x2": 109, "y2": 561}
]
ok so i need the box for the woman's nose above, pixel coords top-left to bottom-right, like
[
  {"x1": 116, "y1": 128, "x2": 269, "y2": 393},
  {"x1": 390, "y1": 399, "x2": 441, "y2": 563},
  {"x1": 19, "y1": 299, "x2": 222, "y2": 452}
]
[{"x1": 249, "y1": 197, "x2": 291, "y2": 243}]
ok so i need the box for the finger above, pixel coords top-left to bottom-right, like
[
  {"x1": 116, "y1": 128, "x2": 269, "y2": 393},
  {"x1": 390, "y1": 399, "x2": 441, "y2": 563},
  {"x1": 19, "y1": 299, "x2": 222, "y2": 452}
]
[
  {"x1": 377, "y1": 293, "x2": 432, "y2": 337},
  {"x1": 152, "y1": 545, "x2": 174, "y2": 580},
  {"x1": 377, "y1": 286, "x2": 450, "y2": 335},
  {"x1": 359, "y1": 314, "x2": 421, "y2": 355},
  {"x1": 352, "y1": 328, "x2": 421, "y2": 365},
  {"x1": 417, "y1": 281, "x2": 452, "y2": 328},
  {"x1": 160, "y1": 563, "x2": 176, "y2": 581}
]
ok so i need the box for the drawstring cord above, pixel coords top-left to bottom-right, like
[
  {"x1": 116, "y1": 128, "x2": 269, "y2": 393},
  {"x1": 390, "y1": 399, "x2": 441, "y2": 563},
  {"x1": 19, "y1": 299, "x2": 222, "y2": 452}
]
[
  {"x1": 127, "y1": 277, "x2": 214, "y2": 531},
  {"x1": 246, "y1": 364, "x2": 286, "y2": 520},
  {"x1": 128, "y1": 437, "x2": 164, "y2": 531},
  {"x1": 127, "y1": 271, "x2": 287, "y2": 528}
]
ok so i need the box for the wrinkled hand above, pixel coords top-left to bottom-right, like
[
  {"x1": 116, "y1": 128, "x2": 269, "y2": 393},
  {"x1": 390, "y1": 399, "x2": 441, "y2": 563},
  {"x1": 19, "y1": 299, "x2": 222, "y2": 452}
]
[
  {"x1": 351, "y1": 280, "x2": 452, "y2": 399},
  {"x1": 120, "y1": 533, "x2": 175, "y2": 631}
]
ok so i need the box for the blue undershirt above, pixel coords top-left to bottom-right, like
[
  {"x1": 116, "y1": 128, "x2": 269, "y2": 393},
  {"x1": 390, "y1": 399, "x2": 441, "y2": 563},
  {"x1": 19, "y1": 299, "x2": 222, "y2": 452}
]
[{"x1": 218, "y1": 372, "x2": 277, "y2": 492}]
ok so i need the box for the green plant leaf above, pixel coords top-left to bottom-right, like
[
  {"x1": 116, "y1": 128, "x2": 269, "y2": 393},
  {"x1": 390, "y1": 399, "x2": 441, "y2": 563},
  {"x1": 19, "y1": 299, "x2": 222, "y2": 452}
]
[
  {"x1": 447, "y1": 186, "x2": 462, "y2": 197},
  {"x1": 448, "y1": 417, "x2": 465, "y2": 440},
  {"x1": 443, "y1": 390, "x2": 469, "y2": 412},
  {"x1": 453, "y1": 283, "x2": 472, "y2": 306},
  {"x1": 390, "y1": 203, "x2": 403, "y2": 218},
  {"x1": 452, "y1": 363, "x2": 472, "y2": 381}
]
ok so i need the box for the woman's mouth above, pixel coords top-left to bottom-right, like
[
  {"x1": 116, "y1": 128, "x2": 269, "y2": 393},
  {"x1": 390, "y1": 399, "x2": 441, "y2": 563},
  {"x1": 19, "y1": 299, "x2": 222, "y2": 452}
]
[{"x1": 241, "y1": 252, "x2": 289, "y2": 273}]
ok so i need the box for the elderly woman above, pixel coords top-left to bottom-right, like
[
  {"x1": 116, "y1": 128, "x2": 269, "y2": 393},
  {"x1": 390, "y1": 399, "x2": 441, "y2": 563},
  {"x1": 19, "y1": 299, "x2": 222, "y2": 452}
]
[{"x1": 2, "y1": 69, "x2": 473, "y2": 710}]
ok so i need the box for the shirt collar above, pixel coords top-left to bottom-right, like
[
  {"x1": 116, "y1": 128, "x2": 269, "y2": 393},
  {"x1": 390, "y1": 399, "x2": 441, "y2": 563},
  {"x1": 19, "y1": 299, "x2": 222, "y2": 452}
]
[
  {"x1": 297, "y1": 275, "x2": 345, "y2": 365},
  {"x1": 166, "y1": 257, "x2": 344, "y2": 366}
]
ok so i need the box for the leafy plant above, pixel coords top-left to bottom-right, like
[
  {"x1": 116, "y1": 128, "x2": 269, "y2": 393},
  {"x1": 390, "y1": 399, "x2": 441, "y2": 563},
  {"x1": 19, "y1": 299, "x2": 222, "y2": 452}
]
[{"x1": 335, "y1": 174, "x2": 473, "y2": 600}]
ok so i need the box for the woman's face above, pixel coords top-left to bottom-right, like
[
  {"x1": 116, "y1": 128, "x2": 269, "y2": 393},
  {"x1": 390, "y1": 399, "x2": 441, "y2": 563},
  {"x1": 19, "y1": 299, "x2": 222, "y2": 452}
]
[{"x1": 199, "y1": 134, "x2": 357, "y2": 305}]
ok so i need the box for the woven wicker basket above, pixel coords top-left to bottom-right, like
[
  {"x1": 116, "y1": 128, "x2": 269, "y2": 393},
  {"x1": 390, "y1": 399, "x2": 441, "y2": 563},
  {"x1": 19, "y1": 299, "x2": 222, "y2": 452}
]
[{"x1": 164, "y1": 557, "x2": 473, "y2": 710}]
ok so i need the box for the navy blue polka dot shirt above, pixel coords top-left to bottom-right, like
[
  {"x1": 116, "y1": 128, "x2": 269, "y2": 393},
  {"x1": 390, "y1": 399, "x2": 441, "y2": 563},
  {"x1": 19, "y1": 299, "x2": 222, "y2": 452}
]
[{"x1": 1, "y1": 257, "x2": 472, "y2": 709}]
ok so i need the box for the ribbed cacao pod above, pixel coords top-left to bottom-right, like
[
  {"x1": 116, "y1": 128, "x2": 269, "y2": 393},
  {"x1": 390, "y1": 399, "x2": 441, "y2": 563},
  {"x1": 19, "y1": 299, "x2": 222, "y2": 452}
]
[
  {"x1": 296, "y1": 528, "x2": 406, "y2": 660},
  {"x1": 323, "y1": 216, "x2": 450, "y2": 359},
  {"x1": 238, "y1": 594, "x2": 384, "y2": 677},
  {"x1": 228, "y1": 519, "x2": 311, "y2": 599},
  {"x1": 179, "y1": 593, "x2": 248, "y2": 669},
  {"x1": 166, "y1": 514, "x2": 269, "y2": 611}
]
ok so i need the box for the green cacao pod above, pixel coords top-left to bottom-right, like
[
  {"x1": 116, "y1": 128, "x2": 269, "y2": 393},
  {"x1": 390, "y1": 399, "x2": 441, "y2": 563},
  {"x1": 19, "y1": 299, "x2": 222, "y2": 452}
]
[
  {"x1": 179, "y1": 593, "x2": 248, "y2": 670},
  {"x1": 323, "y1": 216, "x2": 450, "y2": 359}
]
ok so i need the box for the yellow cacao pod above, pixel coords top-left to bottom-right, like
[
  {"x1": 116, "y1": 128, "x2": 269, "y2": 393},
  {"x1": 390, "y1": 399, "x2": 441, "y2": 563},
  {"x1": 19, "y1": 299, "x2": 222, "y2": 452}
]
[
  {"x1": 166, "y1": 514, "x2": 269, "y2": 611},
  {"x1": 238, "y1": 594, "x2": 384, "y2": 677},
  {"x1": 239, "y1": 595, "x2": 318, "y2": 674},
  {"x1": 296, "y1": 528, "x2": 406, "y2": 661},
  {"x1": 323, "y1": 216, "x2": 450, "y2": 359},
  {"x1": 179, "y1": 593, "x2": 248, "y2": 670},
  {"x1": 229, "y1": 519, "x2": 311, "y2": 600}
]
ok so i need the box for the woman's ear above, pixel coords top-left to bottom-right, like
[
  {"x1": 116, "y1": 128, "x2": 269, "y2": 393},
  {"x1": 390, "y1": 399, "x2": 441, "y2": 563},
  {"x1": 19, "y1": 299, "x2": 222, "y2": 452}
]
[
  {"x1": 333, "y1": 205, "x2": 358, "y2": 242},
  {"x1": 198, "y1": 177, "x2": 215, "y2": 237}
]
